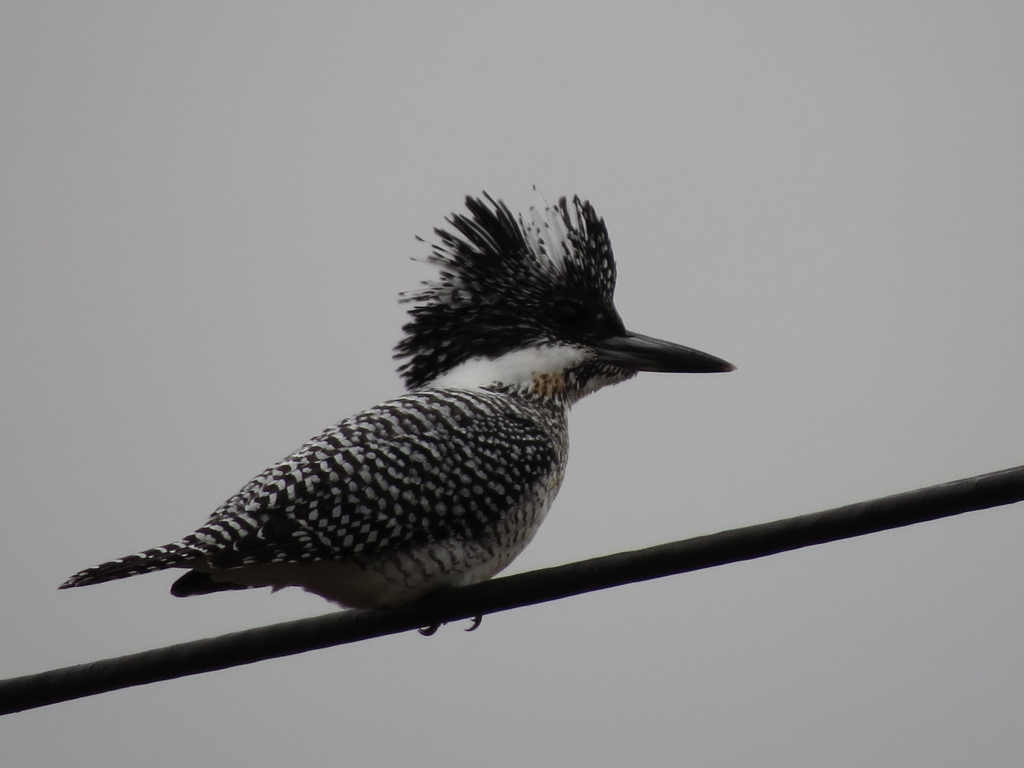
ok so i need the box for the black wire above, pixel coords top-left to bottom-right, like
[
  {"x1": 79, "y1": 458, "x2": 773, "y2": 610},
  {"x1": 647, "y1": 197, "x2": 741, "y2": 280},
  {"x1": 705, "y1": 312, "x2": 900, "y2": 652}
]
[{"x1": 3, "y1": 463, "x2": 1023, "y2": 716}]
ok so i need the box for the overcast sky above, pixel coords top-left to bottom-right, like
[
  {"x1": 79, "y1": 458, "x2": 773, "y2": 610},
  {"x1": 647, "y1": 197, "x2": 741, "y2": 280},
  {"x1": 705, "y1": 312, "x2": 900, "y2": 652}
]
[{"x1": 3, "y1": 3, "x2": 1023, "y2": 766}]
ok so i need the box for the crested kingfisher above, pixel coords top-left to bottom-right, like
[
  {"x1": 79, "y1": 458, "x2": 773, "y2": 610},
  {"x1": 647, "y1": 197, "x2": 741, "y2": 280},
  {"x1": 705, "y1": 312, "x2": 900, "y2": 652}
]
[{"x1": 60, "y1": 194, "x2": 734, "y2": 609}]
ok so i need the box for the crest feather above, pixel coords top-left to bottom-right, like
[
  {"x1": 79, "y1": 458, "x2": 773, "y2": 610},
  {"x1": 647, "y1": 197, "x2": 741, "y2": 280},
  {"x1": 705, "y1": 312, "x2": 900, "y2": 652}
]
[{"x1": 394, "y1": 194, "x2": 618, "y2": 390}]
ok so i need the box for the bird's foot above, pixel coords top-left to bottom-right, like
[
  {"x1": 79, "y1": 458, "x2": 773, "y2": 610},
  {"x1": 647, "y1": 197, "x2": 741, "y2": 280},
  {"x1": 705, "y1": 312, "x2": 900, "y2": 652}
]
[{"x1": 418, "y1": 614, "x2": 483, "y2": 636}]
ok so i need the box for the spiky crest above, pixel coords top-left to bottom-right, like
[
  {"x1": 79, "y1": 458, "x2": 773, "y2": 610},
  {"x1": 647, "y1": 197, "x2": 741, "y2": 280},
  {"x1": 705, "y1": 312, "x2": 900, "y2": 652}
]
[{"x1": 395, "y1": 194, "x2": 624, "y2": 391}]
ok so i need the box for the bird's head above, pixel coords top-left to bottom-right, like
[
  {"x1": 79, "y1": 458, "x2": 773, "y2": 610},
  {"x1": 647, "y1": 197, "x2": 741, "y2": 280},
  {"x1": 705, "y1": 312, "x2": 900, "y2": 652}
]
[{"x1": 394, "y1": 194, "x2": 733, "y2": 402}]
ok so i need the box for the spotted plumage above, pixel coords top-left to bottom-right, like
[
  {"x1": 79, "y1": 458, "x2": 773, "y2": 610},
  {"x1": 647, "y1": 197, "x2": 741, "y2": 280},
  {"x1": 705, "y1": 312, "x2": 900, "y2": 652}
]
[{"x1": 60, "y1": 193, "x2": 733, "y2": 608}]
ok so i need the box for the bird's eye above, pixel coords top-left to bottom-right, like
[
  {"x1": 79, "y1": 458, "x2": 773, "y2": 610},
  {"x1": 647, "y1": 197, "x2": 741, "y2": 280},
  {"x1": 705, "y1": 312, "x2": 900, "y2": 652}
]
[{"x1": 552, "y1": 300, "x2": 588, "y2": 330}]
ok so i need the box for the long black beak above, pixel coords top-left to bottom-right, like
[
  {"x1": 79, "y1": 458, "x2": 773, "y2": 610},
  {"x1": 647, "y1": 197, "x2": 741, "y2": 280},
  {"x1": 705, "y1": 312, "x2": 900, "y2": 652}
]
[{"x1": 592, "y1": 331, "x2": 735, "y2": 373}]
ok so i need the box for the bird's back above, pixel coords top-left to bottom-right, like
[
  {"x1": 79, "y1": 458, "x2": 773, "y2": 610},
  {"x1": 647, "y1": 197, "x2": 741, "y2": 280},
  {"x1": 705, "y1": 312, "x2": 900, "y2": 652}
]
[{"x1": 61, "y1": 388, "x2": 569, "y2": 607}]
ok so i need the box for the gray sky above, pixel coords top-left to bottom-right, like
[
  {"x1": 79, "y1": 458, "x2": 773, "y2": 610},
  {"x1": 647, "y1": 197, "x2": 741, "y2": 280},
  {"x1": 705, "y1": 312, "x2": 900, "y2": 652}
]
[{"x1": 3, "y1": 2, "x2": 1023, "y2": 765}]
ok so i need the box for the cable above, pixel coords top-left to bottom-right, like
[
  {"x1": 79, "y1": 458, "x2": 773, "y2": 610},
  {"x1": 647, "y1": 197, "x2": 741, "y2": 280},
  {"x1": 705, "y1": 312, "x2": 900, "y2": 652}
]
[{"x1": 2, "y1": 463, "x2": 1023, "y2": 715}]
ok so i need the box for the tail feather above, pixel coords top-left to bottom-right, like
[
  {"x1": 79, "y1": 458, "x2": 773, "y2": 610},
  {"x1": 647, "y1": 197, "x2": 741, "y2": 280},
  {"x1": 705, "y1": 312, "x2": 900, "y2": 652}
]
[
  {"x1": 59, "y1": 542, "x2": 201, "y2": 589},
  {"x1": 170, "y1": 570, "x2": 253, "y2": 597}
]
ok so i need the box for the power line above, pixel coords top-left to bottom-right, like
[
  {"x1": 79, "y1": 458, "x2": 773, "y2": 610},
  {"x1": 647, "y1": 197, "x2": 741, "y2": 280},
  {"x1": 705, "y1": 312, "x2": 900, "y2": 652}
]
[{"x1": 2, "y1": 463, "x2": 1023, "y2": 716}]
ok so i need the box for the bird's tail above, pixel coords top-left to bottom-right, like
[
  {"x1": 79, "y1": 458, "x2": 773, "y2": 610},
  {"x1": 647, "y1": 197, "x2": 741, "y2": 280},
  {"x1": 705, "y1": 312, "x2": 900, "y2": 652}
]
[{"x1": 59, "y1": 541, "x2": 203, "y2": 589}]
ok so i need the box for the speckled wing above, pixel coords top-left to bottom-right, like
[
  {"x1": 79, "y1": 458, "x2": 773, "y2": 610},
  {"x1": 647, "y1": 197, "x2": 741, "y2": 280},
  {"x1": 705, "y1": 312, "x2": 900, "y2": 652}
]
[{"x1": 62, "y1": 389, "x2": 563, "y2": 588}]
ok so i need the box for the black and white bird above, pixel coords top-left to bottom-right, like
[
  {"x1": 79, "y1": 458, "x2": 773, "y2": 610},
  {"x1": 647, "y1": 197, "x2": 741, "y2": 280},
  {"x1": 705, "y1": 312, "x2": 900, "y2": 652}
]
[{"x1": 60, "y1": 194, "x2": 733, "y2": 609}]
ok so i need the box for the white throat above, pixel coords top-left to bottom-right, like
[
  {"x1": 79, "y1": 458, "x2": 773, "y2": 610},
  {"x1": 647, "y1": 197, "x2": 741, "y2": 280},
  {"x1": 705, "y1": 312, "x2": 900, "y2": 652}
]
[{"x1": 427, "y1": 344, "x2": 590, "y2": 392}]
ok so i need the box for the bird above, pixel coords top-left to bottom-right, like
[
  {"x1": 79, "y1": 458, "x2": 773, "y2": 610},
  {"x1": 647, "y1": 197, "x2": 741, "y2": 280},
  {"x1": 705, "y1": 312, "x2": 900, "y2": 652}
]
[{"x1": 60, "y1": 193, "x2": 734, "y2": 610}]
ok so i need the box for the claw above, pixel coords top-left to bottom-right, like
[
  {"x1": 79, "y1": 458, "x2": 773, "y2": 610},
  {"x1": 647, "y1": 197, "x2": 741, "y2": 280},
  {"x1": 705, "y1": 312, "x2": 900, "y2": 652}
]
[{"x1": 419, "y1": 615, "x2": 482, "y2": 636}]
